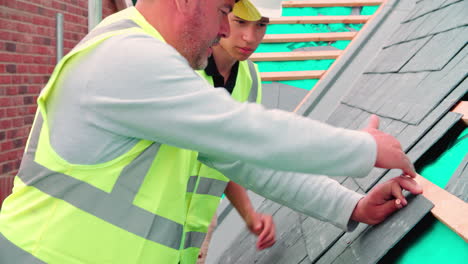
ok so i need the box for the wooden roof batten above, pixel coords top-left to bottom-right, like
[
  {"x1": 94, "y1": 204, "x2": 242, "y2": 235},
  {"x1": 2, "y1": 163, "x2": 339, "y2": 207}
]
[
  {"x1": 283, "y1": 0, "x2": 383, "y2": 7},
  {"x1": 269, "y1": 15, "x2": 371, "y2": 24},
  {"x1": 260, "y1": 70, "x2": 326, "y2": 81},
  {"x1": 262, "y1": 32, "x2": 357, "y2": 43},
  {"x1": 250, "y1": 50, "x2": 342, "y2": 61}
]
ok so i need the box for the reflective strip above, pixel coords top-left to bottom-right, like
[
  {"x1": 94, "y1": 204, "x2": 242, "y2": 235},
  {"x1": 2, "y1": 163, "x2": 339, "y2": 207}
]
[
  {"x1": 76, "y1": 19, "x2": 141, "y2": 48},
  {"x1": 195, "y1": 177, "x2": 227, "y2": 197},
  {"x1": 186, "y1": 175, "x2": 198, "y2": 193},
  {"x1": 247, "y1": 60, "x2": 258, "y2": 103},
  {"x1": 186, "y1": 176, "x2": 227, "y2": 197},
  {"x1": 184, "y1": 231, "x2": 206, "y2": 249},
  {"x1": 0, "y1": 232, "x2": 46, "y2": 264},
  {"x1": 18, "y1": 115, "x2": 184, "y2": 250}
]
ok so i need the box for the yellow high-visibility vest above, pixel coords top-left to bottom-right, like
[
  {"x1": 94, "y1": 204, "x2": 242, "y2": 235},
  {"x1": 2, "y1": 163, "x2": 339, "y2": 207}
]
[{"x1": 0, "y1": 7, "x2": 261, "y2": 264}]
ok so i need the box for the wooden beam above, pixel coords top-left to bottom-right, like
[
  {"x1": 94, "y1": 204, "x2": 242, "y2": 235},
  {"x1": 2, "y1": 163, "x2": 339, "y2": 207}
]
[
  {"x1": 293, "y1": 0, "x2": 388, "y2": 113},
  {"x1": 452, "y1": 101, "x2": 468, "y2": 125},
  {"x1": 414, "y1": 174, "x2": 468, "y2": 242},
  {"x1": 283, "y1": 0, "x2": 383, "y2": 7},
  {"x1": 269, "y1": 15, "x2": 371, "y2": 24},
  {"x1": 260, "y1": 70, "x2": 326, "y2": 81},
  {"x1": 262, "y1": 32, "x2": 357, "y2": 43},
  {"x1": 251, "y1": 50, "x2": 342, "y2": 61}
]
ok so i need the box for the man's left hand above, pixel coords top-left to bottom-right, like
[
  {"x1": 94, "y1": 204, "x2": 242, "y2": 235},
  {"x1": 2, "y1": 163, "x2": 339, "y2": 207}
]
[{"x1": 351, "y1": 175, "x2": 423, "y2": 225}]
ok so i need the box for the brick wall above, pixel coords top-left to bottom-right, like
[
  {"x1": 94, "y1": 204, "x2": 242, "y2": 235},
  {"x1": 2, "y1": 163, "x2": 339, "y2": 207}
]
[{"x1": 0, "y1": 0, "x2": 118, "y2": 206}]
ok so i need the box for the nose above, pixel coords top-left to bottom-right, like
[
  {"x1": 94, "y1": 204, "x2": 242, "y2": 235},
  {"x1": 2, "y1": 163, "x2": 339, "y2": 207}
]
[
  {"x1": 242, "y1": 27, "x2": 256, "y2": 43},
  {"x1": 219, "y1": 14, "x2": 230, "y2": 38}
]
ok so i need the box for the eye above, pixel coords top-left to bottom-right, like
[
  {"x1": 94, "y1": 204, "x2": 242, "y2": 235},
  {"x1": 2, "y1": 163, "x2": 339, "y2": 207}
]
[
  {"x1": 219, "y1": 8, "x2": 229, "y2": 16},
  {"x1": 258, "y1": 23, "x2": 267, "y2": 27},
  {"x1": 235, "y1": 20, "x2": 246, "y2": 24}
]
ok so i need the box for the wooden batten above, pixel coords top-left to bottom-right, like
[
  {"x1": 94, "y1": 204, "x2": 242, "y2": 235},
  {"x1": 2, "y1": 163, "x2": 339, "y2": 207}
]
[
  {"x1": 414, "y1": 174, "x2": 468, "y2": 242},
  {"x1": 260, "y1": 70, "x2": 326, "y2": 81},
  {"x1": 250, "y1": 50, "x2": 342, "y2": 61},
  {"x1": 283, "y1": 0, "x2": 383, "y2": 7},
  {"x1": 452, "y1": 101, "x2": 468, "y2": 125},
  {"x1": 269, "y1": 15, "x2": 371, "y2": 24},
  {"x1": 262, "y1": 32, "x2": 357, "y2": 43}
]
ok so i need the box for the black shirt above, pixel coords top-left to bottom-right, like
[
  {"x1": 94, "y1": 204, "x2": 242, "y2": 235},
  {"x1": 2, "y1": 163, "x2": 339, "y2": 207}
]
[{"x1": 204, "y1": 55, "x2": 239, "y2": 95}]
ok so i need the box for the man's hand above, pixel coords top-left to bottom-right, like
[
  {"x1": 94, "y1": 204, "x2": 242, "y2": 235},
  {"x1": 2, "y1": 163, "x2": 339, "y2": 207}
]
[
  {"x1": 351, "y1": 175, "x2": 423, "y2": 225},
  {"x1": 363, "y1": 115, "x2": 416, "y2": 177},
  {"x1": 246, "y1": 212, "x2": 276, "y2": 250}
]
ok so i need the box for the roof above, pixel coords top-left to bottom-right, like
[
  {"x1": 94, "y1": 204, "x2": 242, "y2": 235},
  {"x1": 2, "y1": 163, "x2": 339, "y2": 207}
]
[{"x1": 209, "y1": 0, "x2": 467, "y2": 263}]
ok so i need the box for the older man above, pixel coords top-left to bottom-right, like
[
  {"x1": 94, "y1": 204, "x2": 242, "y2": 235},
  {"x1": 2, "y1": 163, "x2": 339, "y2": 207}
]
[{"x1": 0, "y1": 0, "x2": 420, "y2": 263}]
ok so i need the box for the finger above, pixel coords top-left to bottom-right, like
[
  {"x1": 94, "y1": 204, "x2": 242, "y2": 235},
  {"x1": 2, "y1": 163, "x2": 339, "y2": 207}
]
[
  {"x1": 380, "y1": 199, "x2": 401, "y2": 220},
  {"x1": 390, "y1": 179, "x2": 407, "y2": 206},
  {"x1": 366, "y1": 114, "x2": 380, "y2": 130},
  {"x1": 257, "y1": 216, "x2": 272, "y2": 243},
  {"x1": 259, "y1": 239, "x2": 276, "y2": 250},
  {"x1": 402, "y1": 156, "x2": 416, "y2": 178},
  {"x1": 395, "y1": 175, "x2": 423, "y2": 195}
]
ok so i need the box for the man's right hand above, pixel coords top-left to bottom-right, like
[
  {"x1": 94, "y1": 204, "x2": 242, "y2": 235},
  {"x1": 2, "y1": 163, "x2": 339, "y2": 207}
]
[{"x1": 363, "y1": 115, "x2": 416, "y2": 177}]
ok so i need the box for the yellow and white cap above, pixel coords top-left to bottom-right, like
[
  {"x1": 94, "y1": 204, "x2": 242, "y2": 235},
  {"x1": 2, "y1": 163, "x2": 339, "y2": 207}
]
[{"x1": 233, "y1": 0, "x2": 282, "y2": 21}]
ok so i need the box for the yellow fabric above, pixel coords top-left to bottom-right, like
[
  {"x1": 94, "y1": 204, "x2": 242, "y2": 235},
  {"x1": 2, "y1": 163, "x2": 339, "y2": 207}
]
[
  {"x1": 233, "y1": 0, "x2": 262, "y2": 21},
  {"x1": 0, "y1": 7, "x2": 209, "y2": 264}
]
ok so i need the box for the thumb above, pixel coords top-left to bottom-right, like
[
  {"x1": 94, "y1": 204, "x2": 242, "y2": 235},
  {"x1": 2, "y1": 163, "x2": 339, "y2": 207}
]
[
  {"x1": 366, "y1": 114, "x2": 380, "y2": 130},
  {"x1": 380, "y1": 199, "x2": 403, "y2": 221}
]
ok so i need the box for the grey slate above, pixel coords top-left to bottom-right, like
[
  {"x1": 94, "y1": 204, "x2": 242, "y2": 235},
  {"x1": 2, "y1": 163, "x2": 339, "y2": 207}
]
[
  {"x1": 261, "y1": 82, "x2": 280, "y2": 109},
  {"x1": 445, "y1": 154, "x2": 468, "y2": 202},
  {"x1": 402, "y1": 0, "x2": 445, "y2": 22},
  {"x1": 215, "y1": 0, "x2": 468, "y2": 262},
  {"x1": 277, "y1": 83, "x2": 309, "y2": 112},
  {"x1": 330, "y1": 195, "x2": 433, "y2": 264},
  {"x1": 301, "y1": 177, "x2": 361, "y2": 263},
  {"x1": 430, "y1": 0, "x2": 468, "y2": 34},
  {"x1": 365, "y1": 36, "x2": 431, "y2": 73},
  {"x1": 262, "y1": 82, "x2": 309, "y2": 112},
  {"x1": 401, "y1": 26, "x2": 468, "y2": 72}
]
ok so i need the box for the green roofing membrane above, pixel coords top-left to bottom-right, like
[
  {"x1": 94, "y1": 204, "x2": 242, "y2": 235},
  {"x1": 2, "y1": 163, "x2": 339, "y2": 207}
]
[
  {"x1": 257, "y1": 3, "x2": 379, "y2": 91},
  {"x1": 384, "y1": 128, "x2": 468, "y2": 263}
]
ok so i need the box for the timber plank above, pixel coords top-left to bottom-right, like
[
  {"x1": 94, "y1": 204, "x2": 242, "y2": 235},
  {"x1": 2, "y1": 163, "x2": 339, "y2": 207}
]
[
  {"x1": 260, "y1": 70, "x2": 325, "y2": 81},
  {"x1": 415, "y1": 174, "x2": 468, "y2": 242},
  {"x1": 262, "y1": 32, "x2": 356, "y2": 43},
  {"x1": 269, "y1": 15, "x2": 370, "y2": 24},
  {"x1": 452, "y1": 101, "x2": 468, "y2": 125},
  {"x1": 283, "y1": 0, "x2": 383, "y2": 8},
  {"x1": 250, "y1": 50, "x2": 342, "y2": 61}
]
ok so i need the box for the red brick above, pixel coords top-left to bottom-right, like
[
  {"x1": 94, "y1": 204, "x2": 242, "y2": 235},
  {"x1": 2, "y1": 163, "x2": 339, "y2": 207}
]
[
  {"x1": 0, "y1": 76, "x2": 12, "y2": 84},
  {"x1": 0, "y1": 52, "x2": 22, "y2": 63},
  {"x1": 12, "y1": 117, "x2": 24, "y2": 127},
  {"x1": 6, "y1": 108, "x2": 18, "y2": 117},
  {"x1": 1, "y1": 141, "x2": 13, "y2": 152},
  {"x1": 6, "y1": 87, "x2": 18, "y2": 96}
]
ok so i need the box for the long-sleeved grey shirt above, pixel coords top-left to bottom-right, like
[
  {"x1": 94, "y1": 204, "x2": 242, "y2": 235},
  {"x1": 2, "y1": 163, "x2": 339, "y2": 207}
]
[{"x1": 47, "y1": 13, "x2": 376, "y2": 230}]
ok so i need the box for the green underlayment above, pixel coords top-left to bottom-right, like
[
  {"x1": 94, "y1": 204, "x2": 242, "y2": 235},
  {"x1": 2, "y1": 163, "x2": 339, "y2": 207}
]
[
  {"x1": 257, "y1": 5, "x2": 379, "y2": 90},
  {"x1": 385, "y1": 128, "x2": 468, "y2": 263}
]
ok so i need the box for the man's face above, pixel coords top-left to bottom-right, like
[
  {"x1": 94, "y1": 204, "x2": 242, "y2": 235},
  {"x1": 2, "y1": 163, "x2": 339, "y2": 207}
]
[
  {"x1": 180, "y1": 0, "x2": 234, "y2": 69},
  {"x1": 219, "y1": 13, "x2": 268, "y2": 61}
]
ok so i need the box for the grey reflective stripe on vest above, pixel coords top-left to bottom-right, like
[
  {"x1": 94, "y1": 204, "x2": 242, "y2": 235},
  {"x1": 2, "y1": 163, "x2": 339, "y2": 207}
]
[
  {"x1": 186, "y1": 175, "x2": 227, "y2": 197},
  {"x1": 75, "y1": 19, "x2": 141, "y2": 48},
  {"x1": 247, "y1": 60, "x2": 258, "y2": 103},
  {"x1": 0, "y1": 232, "x2": 46, "y2": 264},
  {"x1": 186, "y1": 175, "x2": 198, "y2": 193},
  {"x1": 18, "y1": 115, "x2": 184, "y2": 250},
  {"x1": 184, "y1": 231, "x2": 206, "y2": 249}
]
